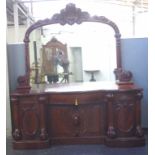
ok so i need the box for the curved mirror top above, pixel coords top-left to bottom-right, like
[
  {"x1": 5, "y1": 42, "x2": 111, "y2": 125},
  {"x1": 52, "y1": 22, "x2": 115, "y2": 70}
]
[{"x1": 18, "y1": 3, "x2": 133, "y2": 93}]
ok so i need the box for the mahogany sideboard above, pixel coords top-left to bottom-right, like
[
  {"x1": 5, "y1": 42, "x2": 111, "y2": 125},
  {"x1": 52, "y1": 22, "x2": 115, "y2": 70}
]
[{"x1": 10, "y1": 82, "x2": 145, "y2": 149}]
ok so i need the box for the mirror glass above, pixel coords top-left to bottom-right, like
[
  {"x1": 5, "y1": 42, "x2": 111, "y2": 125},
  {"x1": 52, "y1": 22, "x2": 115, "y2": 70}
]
[{"x1": 29, "y1": 22, "x2": 116, "y2": 84}]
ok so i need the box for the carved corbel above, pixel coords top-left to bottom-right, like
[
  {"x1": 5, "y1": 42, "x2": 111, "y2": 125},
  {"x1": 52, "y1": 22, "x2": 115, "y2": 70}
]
[
  {"x1": 114, "y1": 68, "x2": 133, "y2": 84},
  {"x1": 16, "y1": 75, "x2": 31, "y2": 93}
]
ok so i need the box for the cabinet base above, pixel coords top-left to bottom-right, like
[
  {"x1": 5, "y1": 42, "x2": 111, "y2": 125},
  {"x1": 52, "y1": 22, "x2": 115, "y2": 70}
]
[
  {"x1": 13, "y1": 139, "x2": 50, "y2": 149},
  {"x1": 104, "y1": 136, "x2": 145, "y2": 147}
]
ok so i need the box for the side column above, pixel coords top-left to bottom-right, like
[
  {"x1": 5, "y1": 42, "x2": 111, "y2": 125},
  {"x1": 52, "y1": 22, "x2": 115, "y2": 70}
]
[
  {"x1": 106, "y1": 93, "x2": 116, "y2": 138},
  {"x1": 135, "y1": 91, "x2": 144, "y2": 137},
  {"x1": 38, "y1": 95, "x2": 49, "y2": 140}
]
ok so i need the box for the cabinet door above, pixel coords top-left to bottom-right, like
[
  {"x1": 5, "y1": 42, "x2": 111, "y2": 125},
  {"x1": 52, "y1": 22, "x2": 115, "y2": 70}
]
[
  {"x1": 79, "y1": 103, "x2": 105, "y2": 137},
  {"x1": 48, "y1": 103, "x2": 105, "y2": 138},
  {"x1": 113, "y1": 93, "x2": 136, "y2": 137},
  {"x1": 48, "y1": 105, "x2": 78, "y2": 137},
  {"x1": 19, "y1": 96, "x2": 40, "y2": 140}
]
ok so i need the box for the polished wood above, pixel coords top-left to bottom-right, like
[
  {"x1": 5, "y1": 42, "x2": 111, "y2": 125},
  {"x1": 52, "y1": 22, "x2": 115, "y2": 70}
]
[
  {"x1": 11, "y1": 82, "x2": 145, "y2": 149},
  {"x1": 9, "y1": 2, "x2": 145, "y2": 150}
]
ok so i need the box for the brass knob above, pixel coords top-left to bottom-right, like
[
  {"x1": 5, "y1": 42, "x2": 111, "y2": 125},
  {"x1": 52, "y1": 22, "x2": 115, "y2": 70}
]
[{"x1": 74, "y1": 98, "x2": 78, "y2": 106}]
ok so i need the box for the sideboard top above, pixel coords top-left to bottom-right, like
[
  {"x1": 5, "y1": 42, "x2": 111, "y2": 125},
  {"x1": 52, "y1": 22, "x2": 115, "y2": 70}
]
[{"x1": 20, "y1": 81, "x2": 142, "y2": 95}]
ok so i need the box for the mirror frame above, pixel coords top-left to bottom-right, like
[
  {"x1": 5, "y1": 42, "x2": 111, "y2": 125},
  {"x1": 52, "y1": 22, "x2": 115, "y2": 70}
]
[{"x1": 17, "y1": 3, "x2": 132, "y2": 93}]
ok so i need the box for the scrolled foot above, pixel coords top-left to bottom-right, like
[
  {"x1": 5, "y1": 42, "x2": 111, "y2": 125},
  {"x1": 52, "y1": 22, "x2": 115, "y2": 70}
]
[
  {"x1": 107, "y1": 126, "x2": 117, "y2": 138},
  {"x1": 135, "y1": 126, "x2": 144, "y2": 137},
  {"x1": 40, "y1": 128, "x2": 48, "y2": 140},
  {"x1": 13, "y1": 129, "x2": 22, "y2": 140}
]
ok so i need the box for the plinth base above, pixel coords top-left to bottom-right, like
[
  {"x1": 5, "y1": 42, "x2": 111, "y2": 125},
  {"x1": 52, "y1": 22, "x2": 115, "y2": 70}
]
[
  {"x1": 104, "y1": 136, "x2": 145, "y2": 147},
  {"x1": 13, "y1": 139, "x2": 50, "y2": 149}
]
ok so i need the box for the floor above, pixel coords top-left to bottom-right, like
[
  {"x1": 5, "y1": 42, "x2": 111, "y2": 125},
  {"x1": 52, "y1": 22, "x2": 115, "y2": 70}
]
[{"x1": 6, "y1": 136, "x2": 148, "y2": 155}]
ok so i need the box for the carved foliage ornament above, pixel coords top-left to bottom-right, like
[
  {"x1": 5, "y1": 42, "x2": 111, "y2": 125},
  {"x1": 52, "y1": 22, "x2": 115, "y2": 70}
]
[
  {"x1": 24, "y1": 3, "x2": 121, "y2": 42},
  {"x1": 52, "y1": 3, "x2": 89, "y2": 25}
]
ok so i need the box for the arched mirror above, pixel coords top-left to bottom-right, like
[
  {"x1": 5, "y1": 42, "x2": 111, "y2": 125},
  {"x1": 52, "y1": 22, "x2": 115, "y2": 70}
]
[{"x1": 17, "y1": 3, "x2": 133, "y2": 92}]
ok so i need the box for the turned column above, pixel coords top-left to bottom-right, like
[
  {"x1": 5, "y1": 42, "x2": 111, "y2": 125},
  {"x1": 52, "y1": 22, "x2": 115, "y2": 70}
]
[
  {"x1": 135, "y1": 91, "x2": 144, "y2": 137},
  {"x1": 11, "y1": 96, "x2": 22, "y2": 140},
  {"x1": 38, "y1": 96, "x2": 48, "y2": 140},
  {"x1": 106, "y1": 93, "x2": 116, "y2": 138}
]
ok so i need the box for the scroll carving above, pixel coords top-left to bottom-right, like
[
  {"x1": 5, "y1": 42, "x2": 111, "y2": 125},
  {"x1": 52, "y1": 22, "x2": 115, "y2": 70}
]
[
  {"x1": 135, "y1": 125, "x2": 144, "y2": 137},
  {"x1": 40, "y1": 128, "x2": 48, "y2": 140},
  {"x1": 107, "y1": 126, "x2": 117, "y2": 138},
  {"x1": 114, "y1": 68, "x2": 133, "y2": 84},
  {"x1": 52, "y1": 3, "x2": 90, "y2": 25},
  {"x1": 13, "y1": 128, "x2": 22, "y2": 140}
]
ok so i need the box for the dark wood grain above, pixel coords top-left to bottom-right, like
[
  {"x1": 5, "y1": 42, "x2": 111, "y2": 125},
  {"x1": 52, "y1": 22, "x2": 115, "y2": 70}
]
[
  {"x1": 11, "y1": 82, "x2": 145, "y2": 149},
  {"x1": 10, "y1": 3, "x2": 144, "y2": 149}
]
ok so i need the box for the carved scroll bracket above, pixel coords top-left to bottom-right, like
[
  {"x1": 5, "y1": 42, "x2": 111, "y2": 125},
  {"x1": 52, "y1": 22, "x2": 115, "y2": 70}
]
[{"x1": 114, "y1": 68, "x2": 133, "y2": 85}]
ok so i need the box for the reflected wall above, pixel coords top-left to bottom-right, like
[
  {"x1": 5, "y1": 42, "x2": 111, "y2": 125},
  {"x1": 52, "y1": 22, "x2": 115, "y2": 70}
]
[{"x1": 29, "y1": 22, "x2": 117, "y2": 84}]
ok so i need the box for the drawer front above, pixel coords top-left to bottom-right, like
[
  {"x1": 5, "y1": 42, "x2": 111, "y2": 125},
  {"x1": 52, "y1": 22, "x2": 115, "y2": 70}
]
[{"x1": 49, "y1": 92, "x2": 104, "y2": 105}]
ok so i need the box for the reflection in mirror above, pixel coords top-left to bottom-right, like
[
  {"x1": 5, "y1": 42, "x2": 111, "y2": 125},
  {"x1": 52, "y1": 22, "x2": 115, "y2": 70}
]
[{"x1": 29, "y1": 22, "x2": 116, "y2": 84}]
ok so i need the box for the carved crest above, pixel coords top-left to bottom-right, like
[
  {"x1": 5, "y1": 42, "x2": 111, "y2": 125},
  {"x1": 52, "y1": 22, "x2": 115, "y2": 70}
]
[{"x1": 52, "y1": 3, "x2": 90, "y2": 25}]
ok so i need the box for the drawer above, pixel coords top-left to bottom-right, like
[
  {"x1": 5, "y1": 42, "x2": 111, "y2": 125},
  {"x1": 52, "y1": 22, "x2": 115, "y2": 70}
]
[
  {"x1": 49, "y1": 92, "x2": 104, "y2": 105},
  {"x1": 19, "y1": 96, "x2": 38, "y2": 105}
]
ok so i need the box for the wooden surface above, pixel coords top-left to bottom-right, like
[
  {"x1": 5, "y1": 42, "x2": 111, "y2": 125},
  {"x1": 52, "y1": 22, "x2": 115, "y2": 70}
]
[
  {"x1": 28, "y1": 81, "x2": 142, "y2": 93},
  {"x1": 11, "y1": 82, "x2": 145, "y2": 149}
]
